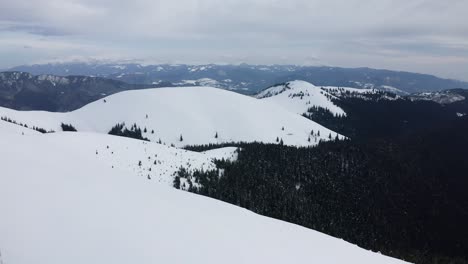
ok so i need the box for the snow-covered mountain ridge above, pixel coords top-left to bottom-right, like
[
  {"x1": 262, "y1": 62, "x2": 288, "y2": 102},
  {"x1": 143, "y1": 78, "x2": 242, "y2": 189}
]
[
  {"x1": 10, "y1": 62, "x2": 468, "y2": 94},
  {"x1": 0, "y1": 86, "x2": 343, "y2": 147},
  {"x1": 256, "y1": 81, "x2": 347, "y2": 116}
]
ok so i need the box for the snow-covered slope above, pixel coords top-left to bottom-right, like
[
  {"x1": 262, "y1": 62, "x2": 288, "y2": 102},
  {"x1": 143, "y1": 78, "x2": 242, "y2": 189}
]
[
  {"x1": 0, "y1": 127, "x2": 235, "y2": 187},
  {"x1": 0, "y1": 131, "x2": 408, "y2": 264},
  {"x1": 0, "y1": 86, "x2": 342, "y2": 147},
  {"x1": 0, "y1": 120, "x2": 40, "y2": 135},
  {"x1": 256, "y1": 81, "x2": 346, "y2": 116}
]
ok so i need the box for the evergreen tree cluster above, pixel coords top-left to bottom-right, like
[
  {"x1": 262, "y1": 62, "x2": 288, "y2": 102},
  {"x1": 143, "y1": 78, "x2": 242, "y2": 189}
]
[
  {"x1": 176, "y1": 116, "x2": 468, "y2": 264},
  {"x1": 108, "y1": 122, "x2": 150, "y2": 141},
  {"x1": 60, "y1": 123, "x2": 77, "y2": 132},
  {"x1": 304, "y1": 92, "x2": 468, "y2": 140}
]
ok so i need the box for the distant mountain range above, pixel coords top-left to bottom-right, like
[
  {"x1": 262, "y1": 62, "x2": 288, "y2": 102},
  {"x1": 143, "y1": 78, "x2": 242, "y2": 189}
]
[
  {"x1": 9, "y1": 63, "x2": 468, "y2": 94},
  {"x1": 0, "y1": 71, "x2": 165, "y2": 111}
]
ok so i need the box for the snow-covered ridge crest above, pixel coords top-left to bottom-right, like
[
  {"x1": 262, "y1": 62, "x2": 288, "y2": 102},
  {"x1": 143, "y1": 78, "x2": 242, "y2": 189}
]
[
  {"x1": 0, "y1": 86, "x2": 343, "y2": 147},
  {"x1": 256, "y1": 80, "x2": 346, "y2": 116},
  {"x1": 256, "y1": 82, "x2": 294, "y2": 99}
]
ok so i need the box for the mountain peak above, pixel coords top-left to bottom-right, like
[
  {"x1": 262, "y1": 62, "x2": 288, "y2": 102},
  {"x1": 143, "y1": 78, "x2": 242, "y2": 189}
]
[{"x1": 256, "y1": 80, "x2": 346, "y2": 116}]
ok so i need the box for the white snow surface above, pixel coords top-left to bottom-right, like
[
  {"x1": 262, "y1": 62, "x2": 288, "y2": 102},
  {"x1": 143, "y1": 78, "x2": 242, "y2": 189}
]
[
  {"x1": 0, "y1": 128, "x2": 236, "y2": 187},
  {"x1": 0, "y1": 86, "x2": 342, "y2": 147},
  {"x1": 256, "y1": 81, "x2": 346, "y2": 116},
  {"x1": 0, "y1": 130, "x2": 408, "y2": 264},
  {"x1": 0, "y1": 120, "x2": 40, "y2": 135}
]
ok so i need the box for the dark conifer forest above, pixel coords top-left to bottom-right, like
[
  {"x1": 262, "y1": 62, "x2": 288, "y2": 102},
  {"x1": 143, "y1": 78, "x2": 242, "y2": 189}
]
[{"x1": 178, "y1": 95, "x2": 468, "y2": 264}]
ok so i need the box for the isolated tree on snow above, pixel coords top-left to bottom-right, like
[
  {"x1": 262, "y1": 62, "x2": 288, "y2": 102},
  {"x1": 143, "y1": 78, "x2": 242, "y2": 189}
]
[
  {"x1": 174, "y1": 176, "x2": 181, "y2": 189},
  {"x1": 215, "y1": 132, "x2": 218, "y2": 139},
  {"x1": 180, "y1": 134, "x2": 183, "y2": 142},
  {"x1": 276, "y1": 137, "x2": 279, "y2": 143}
]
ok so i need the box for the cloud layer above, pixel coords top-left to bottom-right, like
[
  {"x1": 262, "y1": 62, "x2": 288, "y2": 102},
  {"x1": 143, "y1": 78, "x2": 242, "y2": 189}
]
[{"x1": 0, "y1": 0, "x2": 467, "y2": 80}]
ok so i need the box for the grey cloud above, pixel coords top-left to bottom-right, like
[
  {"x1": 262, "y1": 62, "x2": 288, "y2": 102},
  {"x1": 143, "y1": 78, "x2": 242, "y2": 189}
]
[{"x1": 0, "y1": 0, "x2": 467, "y2": 80}]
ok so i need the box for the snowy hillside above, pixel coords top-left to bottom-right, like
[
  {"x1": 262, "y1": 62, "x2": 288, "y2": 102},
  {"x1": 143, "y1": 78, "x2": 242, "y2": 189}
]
[
  {"x1": 0, "y1": 124, "x2": 235, "y2": 187},
  {"x1": 0, "y1": 130, "x2": 408, "y2": 264},
  {"x1": 0, "y1": 120, "x2": 40, "y2": 135},
  {"x1": 0, "y1": 86, "x2": 342, "y2": 147},
  {"x1": 256, "y1": 81, "x2": 346, "y2": 116}
]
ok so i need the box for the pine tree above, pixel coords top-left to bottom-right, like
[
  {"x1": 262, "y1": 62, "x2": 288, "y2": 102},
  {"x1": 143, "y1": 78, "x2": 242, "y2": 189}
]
[
  {"x1": 215, "y1": 132, "x2": 218, "y2": 139},
  {"x1": 144, "y1": 127, "x2": 147, "y2": 133},
  {"x1": 173, "y1": 176, "x2": 181, "y2": 189},
  {"x1": 180, "y1": 134, "x2": 183, "y2": 142}
]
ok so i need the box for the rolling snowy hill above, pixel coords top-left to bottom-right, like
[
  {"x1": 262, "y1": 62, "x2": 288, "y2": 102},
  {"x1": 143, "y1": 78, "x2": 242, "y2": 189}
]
[
  {"x1": 0, "y1": 121, "x2": 236, "y2": 187},
  {"x1": 0, "y1": 86, "x2": 342, "y2": 147},
  {"x1": 0, "y1": 127, "x2": 408, "y2": 264},
  {"x1": 256, "y1": 80, "x2": 347, "y2": 116}
]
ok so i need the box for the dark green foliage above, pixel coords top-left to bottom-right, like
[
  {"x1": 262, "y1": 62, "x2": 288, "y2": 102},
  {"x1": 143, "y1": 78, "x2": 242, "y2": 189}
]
[
  {"x1": 108, "y1": 122, "x2": 149, "y2": 141},
  {"x1": 304, "y1": 94, "x2": 468, "y2": 141},
  {"x1": 184, "y1": 142, "x2": 245, "y2": 152},
  {"x1": 176, "y1": 117, "x2": 468, "y2": 264},
  {"x1": 61, "y1": 123, "x2": 77, "y2": 132}
]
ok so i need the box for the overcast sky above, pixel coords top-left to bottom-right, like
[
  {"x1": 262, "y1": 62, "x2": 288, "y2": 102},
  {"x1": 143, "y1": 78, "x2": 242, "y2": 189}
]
[{"x1": 0, "y1": 0, "x2": 467, "y2": 80}]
